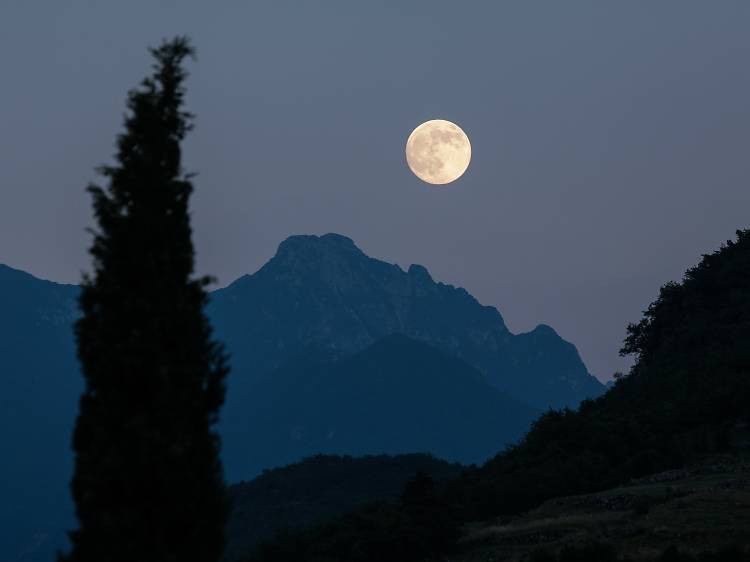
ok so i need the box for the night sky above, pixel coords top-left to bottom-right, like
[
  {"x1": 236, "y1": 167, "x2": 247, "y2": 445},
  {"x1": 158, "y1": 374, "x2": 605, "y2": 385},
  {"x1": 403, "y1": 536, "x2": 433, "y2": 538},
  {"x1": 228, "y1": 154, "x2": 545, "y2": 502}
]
[{"x1": 1, "y1": 1, "x2": 749, "y2": 379}]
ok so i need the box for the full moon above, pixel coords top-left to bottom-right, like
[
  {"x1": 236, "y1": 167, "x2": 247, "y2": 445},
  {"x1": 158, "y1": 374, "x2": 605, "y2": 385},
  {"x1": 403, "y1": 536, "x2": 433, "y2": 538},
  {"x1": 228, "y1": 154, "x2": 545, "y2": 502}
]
[{"x1": 405, "y1": 119, "x2": 471, "y2": 185}]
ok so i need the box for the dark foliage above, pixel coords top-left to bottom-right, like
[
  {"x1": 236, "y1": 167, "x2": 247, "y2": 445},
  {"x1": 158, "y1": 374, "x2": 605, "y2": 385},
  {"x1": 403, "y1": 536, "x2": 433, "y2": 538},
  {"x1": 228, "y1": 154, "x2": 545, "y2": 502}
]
[
  {"x1": 225, "y1": 454, "x2": 463, "y2": 560},
  {"x1": 250, "y1": 472, "x2": 460, "y2": 562},
  {"x1": 61, "y1": 38, "x2": 229, "y2": 562},
  {"x1": 531, "y1": 543, "x2": 749, "y2": 562},
  {"x1": 658, "y1": 545, "x2": 750, "y2": 562},
  {"x1": 557, "y1": 542, "x2": 618, "y2": 562},
  {"x1": 449, "y1": 229, "x2": 750, "y2": 520}
]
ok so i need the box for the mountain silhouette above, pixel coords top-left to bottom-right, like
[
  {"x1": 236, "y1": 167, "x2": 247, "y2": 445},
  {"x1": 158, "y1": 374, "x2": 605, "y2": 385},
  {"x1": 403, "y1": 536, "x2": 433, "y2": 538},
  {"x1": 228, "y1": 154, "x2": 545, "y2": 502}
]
[
  {"x1": 0, "y1": 234, "x2": 600, "y2": 560},
  {"x1": 0, "y1": 265, "x2": 81, "y2": 562},
  {"x1": 236, "y1": 229, "x2": 750, "y2": 562},
  {"x1": 209, "y1": 233, "x2": 602, "y2": 412},
  {"x1": 220, "y1": 334, "x2": 538, "y2": 480}
]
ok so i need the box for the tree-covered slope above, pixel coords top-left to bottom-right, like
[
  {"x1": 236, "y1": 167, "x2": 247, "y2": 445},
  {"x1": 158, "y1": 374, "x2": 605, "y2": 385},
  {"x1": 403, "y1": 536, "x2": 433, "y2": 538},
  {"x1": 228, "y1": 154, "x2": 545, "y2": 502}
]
[
  {"x1": 459, "y1": 229, "x2": 750, "y2": 520},
  {"x1": 225, "y1": 454, "x2": 463, "y2": 560}
]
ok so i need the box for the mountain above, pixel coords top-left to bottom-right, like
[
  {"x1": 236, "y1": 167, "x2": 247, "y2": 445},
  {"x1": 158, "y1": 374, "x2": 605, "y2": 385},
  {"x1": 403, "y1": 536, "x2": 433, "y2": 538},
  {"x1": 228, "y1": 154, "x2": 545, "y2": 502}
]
[
  {"x1": 0, "y1": 265, "x2": 81, "y2": 561},
  {"x1": 209, "y1": 233, "x2": 603, "y2": 415},
  {"x1": 249, "y1": 229, "x2": 750, "y2": 562},
  {"x1": 221, "y1": 334, "x2": 538, "y2": 479},
  {"x1": 0, "y1": 233, "x2": 597, "y2": 560},
  {"x1": 225, "y1": 454, "x2": 464, "y2": 560}
]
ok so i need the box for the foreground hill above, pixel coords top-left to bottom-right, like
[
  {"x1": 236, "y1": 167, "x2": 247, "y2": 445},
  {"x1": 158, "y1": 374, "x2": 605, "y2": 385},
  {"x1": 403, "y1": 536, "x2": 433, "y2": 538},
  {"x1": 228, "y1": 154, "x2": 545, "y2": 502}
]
[
  {"x1": 248, "y1": 229, "x2": 750, "y2": 562},
  {"x1": 458, "y1": 455, "x2": 750, "y2": 561},
  {"x1": 225, "y1": 454, "x2": 463, "y2": 560},
  {"x1": 249, "y1": 455, "x2": 750, "y2": 562},
  {"x1": 458, "y1": 229, "x2": 750, "y2": 520}
]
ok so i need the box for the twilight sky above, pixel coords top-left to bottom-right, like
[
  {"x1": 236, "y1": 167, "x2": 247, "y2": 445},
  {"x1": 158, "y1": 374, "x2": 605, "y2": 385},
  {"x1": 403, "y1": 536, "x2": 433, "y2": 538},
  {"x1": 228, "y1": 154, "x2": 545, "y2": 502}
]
[{"x1": 1, "y1": 1, "x2": 749, "y2": 380}]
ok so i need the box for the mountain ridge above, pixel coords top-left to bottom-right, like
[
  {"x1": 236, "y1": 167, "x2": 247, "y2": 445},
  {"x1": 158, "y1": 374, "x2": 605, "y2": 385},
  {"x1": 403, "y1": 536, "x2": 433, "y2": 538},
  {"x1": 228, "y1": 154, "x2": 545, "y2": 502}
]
[
  {"x1": 0, "y1": 232, "x2": 601, "y2": 561},
  {"x1": 209, "y1": 232, "x2": 603, "y2": 413}
]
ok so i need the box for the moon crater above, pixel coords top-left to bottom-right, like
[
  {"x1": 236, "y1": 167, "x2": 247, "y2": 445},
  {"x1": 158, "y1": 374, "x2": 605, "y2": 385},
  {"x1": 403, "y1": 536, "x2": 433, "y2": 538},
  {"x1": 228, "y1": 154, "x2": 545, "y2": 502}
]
[{"x1": 405, "y1": 119, "x2": 471, "y2": 185}]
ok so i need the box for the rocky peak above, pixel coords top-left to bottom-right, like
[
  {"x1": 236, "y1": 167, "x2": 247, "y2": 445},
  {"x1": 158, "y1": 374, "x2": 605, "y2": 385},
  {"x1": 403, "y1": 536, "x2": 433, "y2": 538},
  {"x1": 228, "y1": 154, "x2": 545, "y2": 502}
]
[
  {"x1": 274, "y1": 233, "x2": 363, "y2": 261},
  {"x1": 210, "y1": 232, "x2": 604, "y2": 410},
  {"x1": 407, "y1": 264, "x2": 433, "y2": 283},
  {"x1": 258, "y1": 233, "x2": 375, "y2": 284},
  {"x1": 529, "y1": 324, "x2": 558, "y2": 337}
]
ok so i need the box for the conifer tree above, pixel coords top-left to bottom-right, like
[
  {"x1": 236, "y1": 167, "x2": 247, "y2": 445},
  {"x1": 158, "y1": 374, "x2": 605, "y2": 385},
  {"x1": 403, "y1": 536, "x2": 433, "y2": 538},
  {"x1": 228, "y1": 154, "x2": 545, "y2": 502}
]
[{"x1": 62, "y1": 37, "x2": 228, "y2": 562}]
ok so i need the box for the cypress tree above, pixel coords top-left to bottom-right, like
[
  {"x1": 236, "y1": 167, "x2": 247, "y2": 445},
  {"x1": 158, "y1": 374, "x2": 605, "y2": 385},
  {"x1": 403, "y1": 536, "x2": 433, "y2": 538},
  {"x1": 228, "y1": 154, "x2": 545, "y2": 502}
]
[{"x1": 62, "y1": 37, "x2": 229, "y2": 562}]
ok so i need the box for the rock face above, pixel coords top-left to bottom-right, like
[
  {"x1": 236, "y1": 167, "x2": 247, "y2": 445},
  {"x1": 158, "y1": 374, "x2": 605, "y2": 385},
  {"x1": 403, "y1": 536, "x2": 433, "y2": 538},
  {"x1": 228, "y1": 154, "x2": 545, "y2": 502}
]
[{"x1": 209, "y1": 233, "x2": 604, "y2": 412}]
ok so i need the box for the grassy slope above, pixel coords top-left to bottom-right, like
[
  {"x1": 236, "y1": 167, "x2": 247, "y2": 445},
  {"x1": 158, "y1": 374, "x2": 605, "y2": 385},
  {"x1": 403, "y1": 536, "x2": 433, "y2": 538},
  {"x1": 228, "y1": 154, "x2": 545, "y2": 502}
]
[{"x1": 456, "y1": 454, "x2": 750, "y2": 561}]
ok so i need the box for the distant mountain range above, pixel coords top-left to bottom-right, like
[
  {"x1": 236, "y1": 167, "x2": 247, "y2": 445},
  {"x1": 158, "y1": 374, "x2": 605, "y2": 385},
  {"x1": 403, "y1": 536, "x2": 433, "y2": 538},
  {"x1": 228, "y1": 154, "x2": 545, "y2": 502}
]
[
  {"x1": 0, "y1": 233, "x2": 602, "y2": 561},
  {"x1": 209, "y1": 233, "x2": 603, "y2": 478},
  {"x1": 209, "y1": 233, "x2": 602, "y2": 409},
  {"x1": 0, "y1": 264, "x2": 80, "y2": 562}
]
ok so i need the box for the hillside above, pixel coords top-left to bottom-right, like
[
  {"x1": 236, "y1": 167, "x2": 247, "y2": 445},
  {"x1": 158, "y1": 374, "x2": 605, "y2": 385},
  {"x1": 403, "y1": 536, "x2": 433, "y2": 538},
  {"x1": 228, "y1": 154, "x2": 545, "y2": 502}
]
[
  {"x1": 457, "y1": 455, "x2": 750, "y2": 561},
  {"x1": 225, "y1": 454, "x2": 463, "y2": 560},
  {"x1": 248, "y1": 229, "x2": 750, "y2": 562},
  {"x1": 456, "y1": 229, "x2": 750, "y2": 521}
]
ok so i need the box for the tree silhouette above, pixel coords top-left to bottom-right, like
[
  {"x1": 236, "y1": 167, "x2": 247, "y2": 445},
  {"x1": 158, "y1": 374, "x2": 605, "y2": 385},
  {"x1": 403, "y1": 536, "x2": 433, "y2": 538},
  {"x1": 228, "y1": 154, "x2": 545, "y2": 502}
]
[{"x1": 62, "y1": 37, "x2": 229, "y2": 562}]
